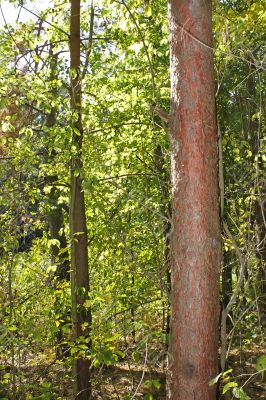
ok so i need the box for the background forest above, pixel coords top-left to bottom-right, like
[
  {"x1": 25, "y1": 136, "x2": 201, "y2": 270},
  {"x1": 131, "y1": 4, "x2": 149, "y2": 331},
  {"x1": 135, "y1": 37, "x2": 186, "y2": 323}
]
[{"x1": 0, "y1": 0, "x2": 265, "y2": 399}]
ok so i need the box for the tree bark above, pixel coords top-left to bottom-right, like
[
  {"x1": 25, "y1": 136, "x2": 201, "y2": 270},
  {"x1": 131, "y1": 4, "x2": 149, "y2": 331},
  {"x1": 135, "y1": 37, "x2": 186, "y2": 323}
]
[
  {"x1": 70, "y1": 0, "x2": 91, "y2": 398},
  {"x1": 168, "y1": 1, "x2": 221, "y2": 399}
]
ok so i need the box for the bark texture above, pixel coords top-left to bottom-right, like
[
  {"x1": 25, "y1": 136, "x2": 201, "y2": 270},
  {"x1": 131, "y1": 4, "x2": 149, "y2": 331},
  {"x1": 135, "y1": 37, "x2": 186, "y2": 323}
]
[
  {"x1": 168, "y1": 1, "x2": 221, "y2": 399},
  {"x1": 70, "y1": 0, "x2": 91, "y2": 398}
]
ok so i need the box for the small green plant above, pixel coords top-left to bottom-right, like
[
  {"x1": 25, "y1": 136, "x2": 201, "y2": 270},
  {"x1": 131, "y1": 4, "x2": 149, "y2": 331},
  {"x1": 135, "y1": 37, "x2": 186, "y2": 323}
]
[
  {"x1": 143, "y1": 379, "x2": 161, "y2": 399},
  {"x1": 144, "y1": 379, "x2": 161, "y2": 390},
  {"x1": 92, "y1": 342, "x2": 125, "y2": 367},
  {"x1": 209, "y1": 369, "x2": 251, "y2": 399}
]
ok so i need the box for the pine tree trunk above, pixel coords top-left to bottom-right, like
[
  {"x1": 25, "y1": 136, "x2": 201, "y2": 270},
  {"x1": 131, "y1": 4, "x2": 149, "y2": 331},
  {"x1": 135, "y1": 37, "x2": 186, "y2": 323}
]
[
  {"x1": 70, "y1": 1, "x2": 91, "y2": 398},
  {"x1": 168, "y1": 1, "x2": 221, "y2": 399}
]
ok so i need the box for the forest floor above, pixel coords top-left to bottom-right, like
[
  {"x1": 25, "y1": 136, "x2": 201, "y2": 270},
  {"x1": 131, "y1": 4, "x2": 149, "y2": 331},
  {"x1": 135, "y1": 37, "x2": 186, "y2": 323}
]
[
  {"x1": 1, "y1": 346, "x2": 265, "y2": 399},
  {"x1": 225, "y1": 345, "x2": 266, "y2": 400},
  {"x1": 88, "y1": 347, "x2": 266, "y2": 399}
]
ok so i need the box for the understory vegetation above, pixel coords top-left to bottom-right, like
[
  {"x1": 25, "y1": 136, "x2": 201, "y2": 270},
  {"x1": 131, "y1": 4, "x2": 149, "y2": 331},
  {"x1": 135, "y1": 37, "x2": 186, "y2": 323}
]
[{"x1": 0, "y1": 0, "x2": 265, "y2": 399}]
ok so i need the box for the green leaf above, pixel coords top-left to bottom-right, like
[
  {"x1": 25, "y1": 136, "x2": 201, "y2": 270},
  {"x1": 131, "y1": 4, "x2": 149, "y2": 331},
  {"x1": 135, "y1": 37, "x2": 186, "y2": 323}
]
[
  {"x1": 47, "y1": 239, "x2": 60, "y2": 248},
  {"x1": 151, "y1": 380, "x2": 161, "y2": 389},
  {"x1": 222, "y1": 381, "x2": 238, "y2": 394},
  {"x1": 41, "y1": 382, "x2": 52, "y2": 389},
  {"x1": 83, "y1": 299, "x2": 91, "y2": 309},
  {"x1": 70, "y1": 347, "x2": 79, "y2": 355},
  {"x1": 105, "y1": 333, "x2": 121, "y2": 342},
  {"x1": 32, "y1": 54, "x2": 40, "y2": 63},
  {"x1": 116, "y1": 350, "x2": 125, "y2": 358},
  {"x1": 102, "y1": 350, "x2": 117, "y2": 365},
  {"x1": 8, "y1": 325, "x2": 17, "y2": 332},
  {"x1": 73, "y1": 126, "x2": 81, "y2": 136},
  {"x1": 47, "y1": 265, "x2": 57, "y2": 273},
  {"x1": 144, "y1": 379, "x2": 161, "y2": 390},
  {"x1": 144, "y1": 394, "x2": 153, "y2": 400},
  {"x1": 144, "y1": 5, "x2": 152, "y2": 17},
  {"x1": 81, "y1": 322, "x2": 89, "y2": 331},
  {"x1": 78, "y1": 344, "x2": 88, "y2": 350},
  {"x1": 255, "y1": 355, "x2": 266, "y2": 372},
  {"x1": 144, "y1": 380, "x2": 152, "y2": 389},
  {"x1": 209, "y1": 373, "x2": 222, "y2": 386},
  {"x1": 232, "y1": 387, "x2": 251, "y2": 400},
  {"x1": 223, "y1": 368, "x2": 233, "y2": 377},
  {"x1": 132, "y1": 350, "x2": 140, "y2": 362},
  {"x1": 43, "y1": 185, "x2": 52, "y2": 194}
]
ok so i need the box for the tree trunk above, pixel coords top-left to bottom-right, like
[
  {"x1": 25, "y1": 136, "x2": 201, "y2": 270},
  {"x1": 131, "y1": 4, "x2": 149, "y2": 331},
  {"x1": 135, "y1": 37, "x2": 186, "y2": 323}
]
[
  {"x1": 154, "y1": 144, "x2": 171, "y2": 336},
  {"x1": 46, "y1": 51, "x2": 69, "y2": 282},
  {"x1": 70, "y1": 1, "x2": 91, "y2": 398},
  {"x1": 47, "y1": 182, "x2": 70, "y2": 356},
  {"x1": 168, "y1": 1, "x2": 221, "y2": 399},
  {"x1": 44, "y1": 46, "x2": 70, "y2": 355},
  {"x1": 246, "y1": 60, "x2": 266, "y2": 325},
  {"x1": 222, "y1": 251, "x2": 233, "y2": 318}
]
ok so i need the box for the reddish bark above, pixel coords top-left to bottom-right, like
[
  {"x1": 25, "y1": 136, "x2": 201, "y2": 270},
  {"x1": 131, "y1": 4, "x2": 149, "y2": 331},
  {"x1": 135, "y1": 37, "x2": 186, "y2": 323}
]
[{"x1": 168, "y1": 1, "x2": 221, "y2": 399}]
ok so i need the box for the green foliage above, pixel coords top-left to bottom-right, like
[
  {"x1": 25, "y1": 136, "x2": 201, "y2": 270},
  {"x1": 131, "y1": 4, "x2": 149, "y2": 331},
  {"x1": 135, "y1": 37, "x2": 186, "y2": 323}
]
[
  {"x1": 256, "y1": 355, "x2": 266, "y2": 372},
  {"x1": 256, "y1": 355, "x2": 266, "y2": 380},
  {"x1": 232, "y1": 387, "x2": 251, "y2": 400},
  {"x1": 223, "y1": 381, "x2": 238, "y2": 394},
  {"x1": 144, "y1": 394, "x2": 153, "y2": 400},
  {"x1": 144, "y1": 379, "x2": 161, "y2": 390}
]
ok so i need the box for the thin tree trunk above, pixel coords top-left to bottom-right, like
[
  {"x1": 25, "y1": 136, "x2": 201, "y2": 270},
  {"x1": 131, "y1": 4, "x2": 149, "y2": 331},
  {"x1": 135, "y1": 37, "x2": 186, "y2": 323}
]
[
  {"x1": 131, "y1": 274, "x2": 136, "y2": 343},
  {"x1": 246, "y1": 61, "x2": 266, "y2": 323},
  {"x1": 168, "y1": 1, "x2": 221, "y2": 399},
  {"x1": 47, "y1": 191, "x2": 69, "y2": 281},
  {"x1": 44, "y1": 46, "x2": 70, "y2": 355},
  {"x1": 70, "y1": 1, "x2": 91, "y2": 398},
  {"x1": 222, "y1": 251, "x2": 233, "y2": 317},
  {"x1": 47, "y1": 182, "x2": 70, "y2": 355},
  {"x1": 46, "y1": 49, "x2": 69, "y2": 283},
  {"x1": 154, "y1": 144, "x2": 171, "y2": 335}
]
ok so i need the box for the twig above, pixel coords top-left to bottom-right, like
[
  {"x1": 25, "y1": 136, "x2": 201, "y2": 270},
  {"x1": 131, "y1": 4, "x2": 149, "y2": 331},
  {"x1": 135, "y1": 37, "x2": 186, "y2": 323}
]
[
  {"x1": 220, "y1": 222, "x2": 246, "y2": 371},
  {"x1": 88, "y1": 121, "x2": 148, "y2": 135},
  {"x1": 97, "y1": 173, "x2": 158, "y2": 182},
  {"x1": 130, "y1": 337, "x2": 148, "y2": 399},
  {"x1": 226, "y1": 301, "x2": 255, "y2": 359},
  {"x1": 0, "y1": 5, "x2": 46, "y2": 84},
  {"x1": 20, "y1": 4, "x2": 69, "y2": 37},
  {"x1": 173, "y1": 15, "x2": 265, "y2": 74},
  {"x1": 111, "y1": 377, "x2": 121, "y2": 399},
  {"x1": 75, "y1": 387, "x2": 91, "y2": 399},
  {"x1": 173, "y1": 17, "x2": 213, "y2": 51}
]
